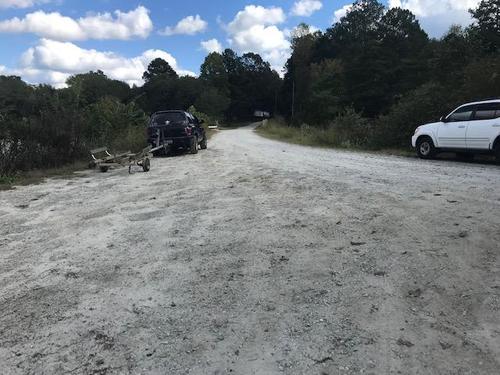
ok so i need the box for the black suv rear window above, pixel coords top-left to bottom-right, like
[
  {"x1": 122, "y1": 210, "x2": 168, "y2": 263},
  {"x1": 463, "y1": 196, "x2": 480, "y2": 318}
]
[{"x1": 151, "y1": 112, "x2": 185, "y2": 126}]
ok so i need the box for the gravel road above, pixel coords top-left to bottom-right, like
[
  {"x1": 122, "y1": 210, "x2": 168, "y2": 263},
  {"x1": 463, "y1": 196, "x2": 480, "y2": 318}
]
[{"x1": 1, "y1": 124, "x2": 499, "y2": 374}]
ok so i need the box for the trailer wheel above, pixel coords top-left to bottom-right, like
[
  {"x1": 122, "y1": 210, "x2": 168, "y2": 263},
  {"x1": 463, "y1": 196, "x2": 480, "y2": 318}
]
[
  {"x1": 142, "y1": 158, "x2": 151, "y2": 172},
  {"x1": 99, "y1": 166, "x2": 109, "y2": 173}
]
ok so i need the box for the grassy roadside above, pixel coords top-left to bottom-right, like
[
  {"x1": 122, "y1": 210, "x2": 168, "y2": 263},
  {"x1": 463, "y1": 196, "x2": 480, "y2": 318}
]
[
  {"x1": 255, "y1": 119, "x2": 415, "y2": 158},
  {"x1": 0, "y1": 161, "x2": 88, "y2": 191},
  {"x1": 1, "y1": 129, "x2": 220, "y2": 191},
  {"x1": 205, "y1": 128, "x2": 216, "y2": 140},
  {"x1": 255, "y1": 120, "x2": 499, "y2": 164}
]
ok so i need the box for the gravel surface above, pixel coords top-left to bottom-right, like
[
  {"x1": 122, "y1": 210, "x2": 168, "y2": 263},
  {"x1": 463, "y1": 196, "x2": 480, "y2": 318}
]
[{"x1": 1, "y1": 124, "x2": 499, "y2": 374}]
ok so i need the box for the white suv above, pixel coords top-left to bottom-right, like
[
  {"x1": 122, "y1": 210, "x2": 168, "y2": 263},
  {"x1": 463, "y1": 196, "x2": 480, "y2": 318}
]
[{"x1": 412, "y1": 99, "x2": 500, "y2": 160}]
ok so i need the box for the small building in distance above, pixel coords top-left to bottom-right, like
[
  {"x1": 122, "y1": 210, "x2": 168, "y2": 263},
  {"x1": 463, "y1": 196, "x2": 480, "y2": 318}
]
[{"x1": 254, "y1": 110, "x2": 270, "y2": 119}]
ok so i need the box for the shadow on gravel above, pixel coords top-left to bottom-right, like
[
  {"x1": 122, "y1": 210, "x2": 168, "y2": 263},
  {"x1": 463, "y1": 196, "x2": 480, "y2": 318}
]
[
  {"x1": 432, "y1": 152, "x2": 499, "y2": 166},
  {"x1": 153, "y1": 149, "x2": 194, "y2": 158}
]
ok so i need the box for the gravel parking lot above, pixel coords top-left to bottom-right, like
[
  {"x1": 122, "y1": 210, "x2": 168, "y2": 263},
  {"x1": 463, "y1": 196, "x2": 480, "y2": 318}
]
[{"x1": 1, "y1": 125, "x2": 499, "y2": 374}]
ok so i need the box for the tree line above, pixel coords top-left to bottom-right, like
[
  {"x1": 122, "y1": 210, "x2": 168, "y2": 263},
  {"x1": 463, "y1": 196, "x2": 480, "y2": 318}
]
[
  {"x1": 279, "y1": 0, "x2": 500, "y2": 149},
  {"x1": 0, "y1": 50, "x2": 281, "y2": 175},
  {"x1": 0, "y1": 0, "x2": 498, "y2": 176}
]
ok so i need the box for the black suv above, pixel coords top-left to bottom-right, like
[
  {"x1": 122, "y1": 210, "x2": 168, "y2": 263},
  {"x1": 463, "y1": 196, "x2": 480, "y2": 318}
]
[{"x1": 147, "y1": 110, "x2": 207, "y2": 155}]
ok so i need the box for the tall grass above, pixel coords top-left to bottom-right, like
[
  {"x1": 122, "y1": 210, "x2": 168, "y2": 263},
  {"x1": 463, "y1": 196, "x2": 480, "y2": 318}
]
[{"x1": 257, "y1": 110, "x2": 371, "y2": 150}]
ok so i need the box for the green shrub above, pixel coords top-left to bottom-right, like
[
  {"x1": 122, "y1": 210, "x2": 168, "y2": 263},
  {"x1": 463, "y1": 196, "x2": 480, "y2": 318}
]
[
  {"x1": 83, "y1": 96, "x2": 148, "y2": 153},
  {"x1": 258, "y1": 110, "x2": 371, "y2": 149},
  {"x1": 324, "y1": 108, "x2": 371, "y2": 148},
  {"x1": 371, "y1": 83, "x2": 451, "y2": 149},
  {"x1": 187, "y1": 105, "x2": 217, "y2": 128}
]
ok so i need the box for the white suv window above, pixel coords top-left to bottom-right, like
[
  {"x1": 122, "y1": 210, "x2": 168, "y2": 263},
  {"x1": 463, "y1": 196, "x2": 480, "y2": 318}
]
[
  {"x1": 473, "y1": 103, "x2": 500, "y2": 120},
  {"x1": 447, "y1": 105, "x2": 475, "y2": 122}
]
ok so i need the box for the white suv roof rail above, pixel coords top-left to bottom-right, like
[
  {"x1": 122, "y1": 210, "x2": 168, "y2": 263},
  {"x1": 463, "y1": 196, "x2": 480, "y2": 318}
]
[{"x1": 461, "y1": 98, "x2": 500, "y2": 107}]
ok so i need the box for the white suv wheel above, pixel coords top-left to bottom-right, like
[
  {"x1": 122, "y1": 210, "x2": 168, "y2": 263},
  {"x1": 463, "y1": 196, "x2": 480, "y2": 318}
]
[{"x1": 420, "y1": 142, "x2": 431, "y2": 156}]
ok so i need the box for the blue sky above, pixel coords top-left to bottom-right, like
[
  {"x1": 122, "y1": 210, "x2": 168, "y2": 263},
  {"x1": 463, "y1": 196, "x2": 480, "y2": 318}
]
[{"x1": 0, "y1": 0, "x2": 478, "y2": 87}]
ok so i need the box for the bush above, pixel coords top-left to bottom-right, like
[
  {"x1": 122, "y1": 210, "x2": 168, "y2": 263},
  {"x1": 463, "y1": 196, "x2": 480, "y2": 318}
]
[
  {"x1": 371, "y1": 83, "x2": 451, "y2": 149},
  {"x1": 83, "y1": 97, "x2": 148, "y2": 152},
  {"x1": 188, "y1": 105, "x2": 219, "y2": 129},
  {"x1": 461, "y1": 57, "x2": 500, "y2": 100},
  {"x1": 323, "y1": 108, "x2": 371, "y2": 148},
  {"x1": 0, "y1": 82, "x2": 148, "y2": 176},
  {"x1": 258, "y1": 110, "x2": 371, "y2": 149}
]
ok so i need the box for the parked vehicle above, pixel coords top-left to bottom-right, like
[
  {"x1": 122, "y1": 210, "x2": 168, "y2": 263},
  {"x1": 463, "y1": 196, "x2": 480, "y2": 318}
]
[
  {"x1": 147, "y1": 110, "x2": 207, "y2": 155},
  {"x1": 412, "y1": 99, "x2": 500, "y2": 160}
]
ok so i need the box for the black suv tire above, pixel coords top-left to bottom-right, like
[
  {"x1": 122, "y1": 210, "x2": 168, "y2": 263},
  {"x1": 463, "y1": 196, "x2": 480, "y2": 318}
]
[
  {"x1": 200, "y1": 136, "x2": 207, "y2": 150},
  {"x1": 190, "y1": 136, "x2": 198, "y2": 154}
]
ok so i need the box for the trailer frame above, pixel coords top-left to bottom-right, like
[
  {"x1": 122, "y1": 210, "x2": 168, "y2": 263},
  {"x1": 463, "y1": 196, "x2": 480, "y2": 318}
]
[{"x1": 89, "y1": 146, "x2": 161, "y2": 174}]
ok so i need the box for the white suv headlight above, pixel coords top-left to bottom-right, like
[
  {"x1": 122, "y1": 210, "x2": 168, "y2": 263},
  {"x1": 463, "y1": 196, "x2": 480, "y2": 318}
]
[{"x1": 414, "y1": 126, "x2": 422, "y2": 135}]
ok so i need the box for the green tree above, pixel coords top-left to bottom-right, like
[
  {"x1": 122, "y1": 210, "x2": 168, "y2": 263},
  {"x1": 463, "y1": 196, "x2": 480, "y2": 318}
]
[
  {"x1": 222, "y1": 49, "x2": 242, "y2": 76},
  {"x1": 470, "y1": 0, "x2": 500, "y2": 54},
  {"x1": 137, "y1": 76, "x2": 178, "y2": 114},
  {"x1": 200, "y1": 52, "x2": 229, "y2": 94},
  {"x1": 306, "y1": 59, "x2": 345, "y2": 123},
  {"x1": 377, "y1": 8, "x2": 429, "y2": 105},
  {"x1": 329, "y1": 0, "x2": 385, "y2": 47},
  {"x1": 67, "y1": 70, "x2": 131, "y2": 106},
  {"x1": 0, "y1": 75, "x2": 33, "y2": 116},
  {"x1": 323, "y1": 0, "x2": 387, "y2": 116},
  {"x1": 461, "y1": 57, "x2": 500, "y2": 100},
  {"x1": 173, "y1": 76, "x2": 202, "y2": 111},
  {"x1": 195, "y1": 87, "x2": 230, "y2": 118},
  {"x1": 142, "y1": 58, "x2": 178, "y2": 82},
  {"x1": 84, "y1": 96, "x2": 147, "y2": 151},
  {"x1": 282, "y1": 24, "x2": 321, "y2": 123},
  {"x1": 427, "y1": 26, "x2": 474, "y2": 85}
]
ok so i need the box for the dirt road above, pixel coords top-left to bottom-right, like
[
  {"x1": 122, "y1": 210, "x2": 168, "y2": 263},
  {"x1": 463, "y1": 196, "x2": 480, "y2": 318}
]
[{"x1": 1, "y1": 124, "x2": 499, "y2": 374}]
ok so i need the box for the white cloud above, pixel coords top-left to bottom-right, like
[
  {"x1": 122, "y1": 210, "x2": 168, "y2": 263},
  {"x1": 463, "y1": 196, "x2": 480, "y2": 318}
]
[
  {"x1": 232, "y1": 25, "x2": 289, "y2": 53},
  {"x1": 389, "y1": 0, "x2": 480, "y2": 36},
  {"x1": 226, "y1": 5, "x2": 290, "y2": 72},
  {"x1": 389, "y1": 0, "x2": 479, "y2": 17},
  {"x1": 9, "y1": 39, "x2": 194, "y2": 88},
  {"x1": 333, "y1": 4, "x2": 352, "y2": 23},
  {"x1": 0, "y1": 0, "x2": 49, "y2": 8},
  {"x1": 227, "y1": 5, "x2": 286, "y2": 33},
  {"x1": 201, "y1": 38, "x2": 223, "y2": 54},
  {"x1": 0, "y1": 6, "x2": 153, "y2": 41},
  {"x1": 291, "y1": 0, "x2": 323, "y2": 17},
  {"x1": 159, "y1": 15, "x2": 207, "y2": 36},
  {"x1": 309, "y1": 25, "x2": 320, "y2": 33}
]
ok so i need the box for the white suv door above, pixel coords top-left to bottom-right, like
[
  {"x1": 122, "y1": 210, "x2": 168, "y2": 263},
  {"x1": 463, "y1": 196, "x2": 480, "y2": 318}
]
[
  {"x1": 437, "y1": 104, "x2": 475, "y2": 148},
  {"x1": 466, "y1": 102, "x2": 500, "y2": 150}
]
